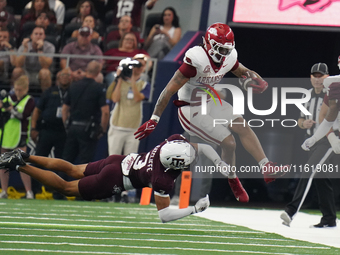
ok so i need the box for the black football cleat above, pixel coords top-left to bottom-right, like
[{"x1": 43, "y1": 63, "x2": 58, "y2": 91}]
[
  {"x1": 0, "y1": 150, "x2": 26, "y2": 171},
  {"x1": 310, "y1": 222, "x2": 336, "y2": 228}
]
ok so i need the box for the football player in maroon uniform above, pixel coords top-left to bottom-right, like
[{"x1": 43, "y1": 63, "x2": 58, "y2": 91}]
[
  {"x1": 135, "y1": 23, "x2": 288, "y2": 203},
  {"x1": 0, "y1": 134, "x2": 230, "y2": 223}
]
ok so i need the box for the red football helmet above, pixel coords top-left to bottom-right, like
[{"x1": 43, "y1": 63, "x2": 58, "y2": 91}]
[{"x1": 203, "y1": 23, "x2": 235, "y2": 63}]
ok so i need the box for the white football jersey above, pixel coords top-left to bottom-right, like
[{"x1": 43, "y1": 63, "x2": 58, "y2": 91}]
[
  {"x1": 323, "y1": 74, "x2": 340, "y2": 89},
  {"x1": 178, "y1": 46, "x2": 238, "y2": 103}
]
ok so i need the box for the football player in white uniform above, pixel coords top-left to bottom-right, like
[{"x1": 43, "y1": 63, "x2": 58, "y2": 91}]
[{"x1": 135, "y1": 23, "x2": 287, "y2": 203}]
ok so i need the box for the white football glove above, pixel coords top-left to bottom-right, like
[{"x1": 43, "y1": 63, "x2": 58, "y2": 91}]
[
  {"x1": 215, "y1": 160, "x2": 230, "y2": 177},
  {"x1": 194, "y1": 194, "x2": 210, "y2": 213},
  {"x1": 301, "y1": 136, "x2": 316, "y2": 151}
]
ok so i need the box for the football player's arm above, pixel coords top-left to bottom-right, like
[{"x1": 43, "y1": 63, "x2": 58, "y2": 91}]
[
  {"x1": 231, "y1": 62, "x2": 262, "y2": 79},
  {"x1": 302, "y1": 100, "x2": 338, "y2": 151},
  {"x1": 232, "y1": 62, "x2": 268, "y2": 94},
  {"x1": 155, "y1": 192, "x2": 209, "y2": 223},
  {"x1": 153, "y1": 70, "x2": 189, "y2": 117}
]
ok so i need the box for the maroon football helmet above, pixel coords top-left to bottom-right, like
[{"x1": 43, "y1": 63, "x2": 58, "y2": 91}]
[{"x1": 203, "y1": 23, "x2": 235, "y2": 63}]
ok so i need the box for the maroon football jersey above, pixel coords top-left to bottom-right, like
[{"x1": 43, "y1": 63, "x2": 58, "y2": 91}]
[
  {"x1": 128, "y1": 134, "x2": 188, "y2": 195},
  {"x1": 110, "y1": 0, "x2": 148, "y2": 27}
]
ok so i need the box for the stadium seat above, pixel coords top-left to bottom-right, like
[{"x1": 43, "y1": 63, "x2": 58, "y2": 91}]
[
  {"x1": 105, "y1": 40, "x2": 119, "y2": 50},
  {"x1": 21, "y1": 21, "x2": 36, "y2": 37},
  {"x1": 64, "y1": 8, "x2": 77, "y2": 24},
  {"x1": 105, "y1": 10, "x2": 114, "y2": 25},
  {"x1": 61, "y1": 23, "x2": 81, "y2": 47},
  {"x1": 143, "y1": 13, "x2": 162, "y2": 39},
  {"x1": 45, "y1": 35, "x2": 60, "y2": 51}
]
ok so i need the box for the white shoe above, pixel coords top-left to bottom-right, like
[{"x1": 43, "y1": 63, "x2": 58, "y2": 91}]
[
  {"x1": 280, "y1": 211, "x2": 292, "y2": 227},
  {"x1": 26, "y1": 190, "x2": 34, "y2": 199},
  {"x1": 0, "y1": 190, "x2": 7, "y2": 199}
]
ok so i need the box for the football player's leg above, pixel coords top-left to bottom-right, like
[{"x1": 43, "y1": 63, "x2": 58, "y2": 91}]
[
  {"x1": 18, "y1": 164, "x2": 81, "y2": 197},
  {"x1": 228, "y1": 117, "x2": 266, "y2": 162},
  {"x1": 26, "y1": 155, "x2": 86, "y2": 179}
]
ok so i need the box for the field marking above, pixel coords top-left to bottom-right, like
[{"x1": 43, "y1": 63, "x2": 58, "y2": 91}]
[
  {"x1": 0, "y1": 249, "x2": 170, "y2": 255},
  {"x1": 0, "y1": 241, "x2": 306, "y2": 254},
  {"x1": 0, "y1": 234, "x2": 328, "y2": 249},
  {"x1": 0, "y1": 227, "x2": 286, "y2": 242},
  {"x1": 0, "y1": 215, "x2": 231, "y2": 228},
  {"x1": 0, "y1": 221, "x2": 261, "y2": 233}
]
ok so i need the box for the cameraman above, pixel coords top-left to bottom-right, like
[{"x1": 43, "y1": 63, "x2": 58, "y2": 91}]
[
  {"x1": 0, "y1": 75, "x2": 35, "y2": 199},
  {"x1": 106, "y1": 54, "x2": 150, "y2": 156}
]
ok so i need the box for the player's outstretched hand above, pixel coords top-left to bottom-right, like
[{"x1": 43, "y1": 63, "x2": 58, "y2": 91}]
[
  {"x1": 134, "y1": 119, "x2": 158, "y2": 140},
  {"x1": 194, "y1": 194, "x2": 210, "y2": 213},
  {"x1": 250, "y1": 78, "x2": 268, "y2": 94},
  {"x1": 301, "y1": 136, "x2": 316, "y2": 151}
]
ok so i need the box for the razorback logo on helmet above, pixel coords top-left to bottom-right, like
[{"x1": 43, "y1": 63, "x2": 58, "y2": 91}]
[
  {"x1": 208, "y1": 27, "x2": 218, "y2": 36},
  {"x1": 185, "y1": 57, "x2": 192, "y2": 64}
]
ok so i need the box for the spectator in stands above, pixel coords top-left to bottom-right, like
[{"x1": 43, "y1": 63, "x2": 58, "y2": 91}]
[
  {"x1": 109, "y1": 0, "x2": 158, "y2": 28},
  {"x1": 144, "y1": 7, "x2": 181, "y2": 60},
  {"x1": 71, "y1": 0, "x2": 97, "y2": 24},
  {"x1": 0, "y1": 11, "x2": 17, "y2": 39},
  {"x1": 105, "y1": 15, "x2": 140, "y2": 46},
  {"x1": 13, "y1": 26, "x2": 55, "y2": 93},
  {"x1": 106, "y1": 53, "x2": 150, "y2": 155},
  {"x1": 61, "y1": 26, "x2": 103, "y2": 81},
  {"x1": 34, "y1": 11, "x2": 57, "y2": 35},
  {"x1": 25, "y1": 0, "x2": 65, "y2": 28},
  {"x1": 0, "y1": 29, "x2": 15, "y2": 85},
  {"x1": 0, "y1": 75, "x2": 35, "y2": 199},
  {"x1": 71, "y1": 15, "x2": 100, "y2": 41},
  {"x1": 20, "y1": 0, "x2": 56, "y2": 31},
  {"x1": 0, "y1": 1, "x2": 14, "y2": 22},
  {"x1": 104, "y1": 32, "x2": 148, "y2": 86}
]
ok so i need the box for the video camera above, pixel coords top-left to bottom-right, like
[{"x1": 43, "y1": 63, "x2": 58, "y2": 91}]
[
  {"x1": 118, "y1": 58, "x2": 142, "y2": 80},
  {"x1": 0, "y1": 89, "x2": 10, "y2": 108}
]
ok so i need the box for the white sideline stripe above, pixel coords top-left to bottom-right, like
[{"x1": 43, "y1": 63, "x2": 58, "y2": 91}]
[
  {"x1": 0, "y1": 227, "x2": 280, "y2": 241},
  {"x1": 0, "y1": 234, "x2": 328, "y2": 249},
  {"x1": 0, "y1": 241, "x2": 300, "y2": 254},
  {"x1": 0, "y1": 249, "x2": 169, "y2": 255},
  {"x1": 0, "y1": 222, "x2": 261, "y2": 233},
  {"x1": 196, "y1": 208, "x2": 340, "y2": 248},
  {"x1": 0, "y1": 215, "x2": 225, "y2": 228}
]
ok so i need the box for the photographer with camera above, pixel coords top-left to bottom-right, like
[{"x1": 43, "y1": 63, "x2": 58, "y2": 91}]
[
  {"x1": 0, "y1": 75, "x2": 35, "y2": 199},
  {"x1": 106, "y1": 54, "x2": 150, "y2": 156}
]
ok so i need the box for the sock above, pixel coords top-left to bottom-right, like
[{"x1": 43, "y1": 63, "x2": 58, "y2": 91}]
[
  {"x1": 258, "y1": 158, "x2": 269, "y2": 170},
  {"x1": 228, "y1": 169, "x2": 237, "y2": 179}
]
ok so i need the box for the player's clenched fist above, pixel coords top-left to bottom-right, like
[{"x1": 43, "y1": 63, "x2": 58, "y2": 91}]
[{"x1": 134, "y1": 119, "x2": 158, "y2": 140}]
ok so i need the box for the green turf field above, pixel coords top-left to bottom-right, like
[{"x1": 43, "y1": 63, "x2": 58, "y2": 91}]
[{"x1": 0, "y1": 199, "x2": 338, "y2": 255}]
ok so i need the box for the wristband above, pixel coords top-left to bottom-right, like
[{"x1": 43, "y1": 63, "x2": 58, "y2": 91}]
[{"x1": 151, "y1": 114, "x2": 160, "y2": 123}]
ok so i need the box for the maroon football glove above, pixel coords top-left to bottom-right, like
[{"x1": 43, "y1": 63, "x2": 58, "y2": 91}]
[
  {"x1": 249, "y1": 78, "x2": 268, "y2": 94},
  {"x1": 134, "y1": 119, "x2": 158, "y2": 140},
  {"x1": 328, "y1": 82, "x2": 340, "y2": 101}
]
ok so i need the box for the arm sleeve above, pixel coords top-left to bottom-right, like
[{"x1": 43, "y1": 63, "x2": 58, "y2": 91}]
[
  {"x1": 313, "y1": 119, "x2": 334, "y2": 141},
  {"x1": 178, "y1": 62, "x2": 197, "y2": 78},
  {"x1": 158, "y1": 206, "x2": 195, "y2": 223},
  {"x1": 327, "y1": 132, "x2": 340, "y2": 154},
  {"x1": 230, "y1": 60, "x2": 239, "y2": 71}
]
